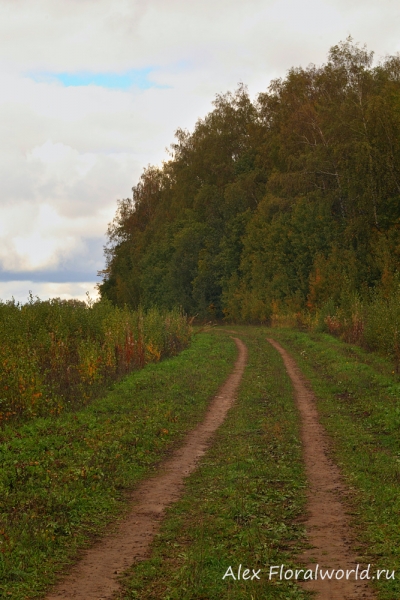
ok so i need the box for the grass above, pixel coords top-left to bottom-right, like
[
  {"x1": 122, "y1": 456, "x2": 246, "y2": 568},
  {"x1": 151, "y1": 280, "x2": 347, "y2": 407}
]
[
  {"x1": 0, "y1": 333, "x2": 235, "y2": 600},
  {"x1": 116, "y1": 327, "x2": 309, "y2": 600},
  {"x1": 5, "y1": 324, "x2": 397, "y2": 599},
  {"x1": 272, "y1": 329, "x2": 400, "y2": 599}
]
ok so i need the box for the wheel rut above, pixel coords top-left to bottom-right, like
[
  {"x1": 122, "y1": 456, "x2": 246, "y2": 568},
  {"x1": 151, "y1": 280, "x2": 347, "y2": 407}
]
[
  {"x1": 268, "y1": 339, "x2": 374, "y2": 600},
  {"x1": 46, "y1": 337, "x2": 247, "y2": 600}
]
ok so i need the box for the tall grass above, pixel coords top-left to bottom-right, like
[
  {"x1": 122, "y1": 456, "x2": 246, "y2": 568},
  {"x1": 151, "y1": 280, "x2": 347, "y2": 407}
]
[
  {"x1": 312, "y1": 284, "x2": 400, "y2": 369},
  {"x1": 0, "y1": 297, "x2": 191, "y2": 423}
]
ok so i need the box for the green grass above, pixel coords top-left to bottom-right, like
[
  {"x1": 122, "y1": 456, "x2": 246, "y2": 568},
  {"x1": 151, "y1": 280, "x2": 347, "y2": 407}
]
[
  {"x1": 116, "y1": 327, "x2": 309, "y2": 600},
  {"x1": 272, "y1": 329, "x2": 400, "y2": 600},
  {"x1": 0, "y1": 333, "x2": 236, "y2": 600}
]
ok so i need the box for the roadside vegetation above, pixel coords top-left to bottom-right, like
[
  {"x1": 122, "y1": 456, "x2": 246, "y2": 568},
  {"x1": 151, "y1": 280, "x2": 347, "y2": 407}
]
[
  {"x1": 273, "y1": 329, "x2": 400, "y2": 600},
  {"x1": 310, "y1": 283, "x2": 400, "y2": 371},
  {"x1": 0, "y1": 332, "x2": 235, "y2": 599},
  {"x1": 117, "y1": 328, "x2": 309, "y2": 600},
  {"x1": 0, "y1": 296, "x2": 190, "y2": 424}
]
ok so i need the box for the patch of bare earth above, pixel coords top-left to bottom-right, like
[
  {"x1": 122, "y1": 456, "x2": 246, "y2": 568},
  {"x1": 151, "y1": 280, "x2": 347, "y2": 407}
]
[
  {"x1": 46, "y1": 337, "x2": 247, "y2": 600},
  {"x1": 268, "y1": 339, "x2": 375, "y2": 600}
]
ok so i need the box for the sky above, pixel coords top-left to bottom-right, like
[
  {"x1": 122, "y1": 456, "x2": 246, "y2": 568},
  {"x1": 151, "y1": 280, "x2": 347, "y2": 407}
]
[{"x1": 0, "y1": 0, "x2": 399, "y2": 304}]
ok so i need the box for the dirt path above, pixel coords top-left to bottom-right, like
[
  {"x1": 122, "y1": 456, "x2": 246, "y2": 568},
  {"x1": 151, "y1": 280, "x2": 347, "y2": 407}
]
[
  {"x1": 46, "y1": 337, "x2": 247, "y2": 600},
  {"x1": 268, "y1": 339, "x2": 374, "y2": 600}
]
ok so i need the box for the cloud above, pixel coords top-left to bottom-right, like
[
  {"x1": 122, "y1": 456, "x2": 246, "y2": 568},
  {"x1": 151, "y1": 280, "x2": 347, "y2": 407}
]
[
  {"x1": 0, "y1": 280, "x2": 99, "y2": 305},
  {"x1": 1, "y1": 0, "x2": 398, "y2": 75}
]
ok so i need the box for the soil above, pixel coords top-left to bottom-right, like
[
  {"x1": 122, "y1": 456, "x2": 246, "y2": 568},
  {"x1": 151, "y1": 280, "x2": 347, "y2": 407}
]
[
  {"x1": 46, "y1": 337, "x2": 247, "y2": 600},
  {"x1": 268, "y1": 339, "x2": 375, "y2": 600}
]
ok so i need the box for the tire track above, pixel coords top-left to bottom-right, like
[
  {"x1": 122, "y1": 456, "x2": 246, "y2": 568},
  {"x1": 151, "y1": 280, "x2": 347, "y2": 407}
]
[
  {"x1": 267, "y1": 338, "x2": 374, "y2": 600},
  {"x1": 46, "y1": 337, "x2": 247, "y2": 600}
]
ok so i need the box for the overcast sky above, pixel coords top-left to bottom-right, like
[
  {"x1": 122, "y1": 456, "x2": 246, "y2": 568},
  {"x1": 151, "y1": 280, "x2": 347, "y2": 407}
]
[{"x1": 1, "y1": 0, "x2": 399, "y2": 303}]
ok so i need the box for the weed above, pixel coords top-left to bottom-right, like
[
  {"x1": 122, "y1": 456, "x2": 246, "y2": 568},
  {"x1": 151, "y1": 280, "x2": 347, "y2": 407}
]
[{"x1": 0, "y1": 299, "x2": 190, "y2": 423}]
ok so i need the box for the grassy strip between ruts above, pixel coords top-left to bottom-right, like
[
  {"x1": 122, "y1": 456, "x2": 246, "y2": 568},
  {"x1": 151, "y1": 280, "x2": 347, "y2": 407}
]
[
  {"x1": 272, "y1": 329, "x2": 400, "y2": 600},
  {"x1": 0, "y1": 332, "x2": 236, "y2": 600},
  {"x1": 117, "y1": 327, "x2": 309, "y2": 600}
]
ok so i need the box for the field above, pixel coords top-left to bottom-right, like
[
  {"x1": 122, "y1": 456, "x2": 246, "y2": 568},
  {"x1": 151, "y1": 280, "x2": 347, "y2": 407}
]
[{"x1": 1, "y1": 325, "x2": 400, "y2": 599}]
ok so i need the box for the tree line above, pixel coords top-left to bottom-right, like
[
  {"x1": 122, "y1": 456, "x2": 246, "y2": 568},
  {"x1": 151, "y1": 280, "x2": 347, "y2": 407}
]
[{"x1": 99, "y1": 39, "x2": 400, "y2": 325}]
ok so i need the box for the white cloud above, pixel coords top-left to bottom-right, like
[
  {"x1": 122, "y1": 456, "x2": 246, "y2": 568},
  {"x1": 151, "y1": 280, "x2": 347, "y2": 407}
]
[
  {"x1": 1, "y1": 1, "x2": 398, "y2": 75},
  {"x1": 0, "y1": 0, "x2": 399, "y2": 300},
  {"x1": 0, "y1": 280, "x2": 99, "y2": 304}
]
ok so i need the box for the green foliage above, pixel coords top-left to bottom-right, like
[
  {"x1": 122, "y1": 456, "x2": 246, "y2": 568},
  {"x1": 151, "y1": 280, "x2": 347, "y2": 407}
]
[
  {"x1": 0, "y1": 297, "x2": 191, "y2": 423},
  {"x1": 310, "y1": 278, "x2": 400, "y2": 367},
  {"x1": 99, "y1": 85, "x2": 261, "y2": 319},
  {"x1": 364, "y1": 287, "x2": 400, "y2": 364},
  {"x1": 100, "y1": 39, "x2": 400, "y2": 330}
]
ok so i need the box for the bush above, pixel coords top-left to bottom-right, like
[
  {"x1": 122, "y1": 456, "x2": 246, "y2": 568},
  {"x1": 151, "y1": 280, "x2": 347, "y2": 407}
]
[
  {"x1": 364, "y1": 290, "x2": 400, "y2": 368},
  {"x1": 309, "y1": 284, "x2": 400, "y2": 369}
]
